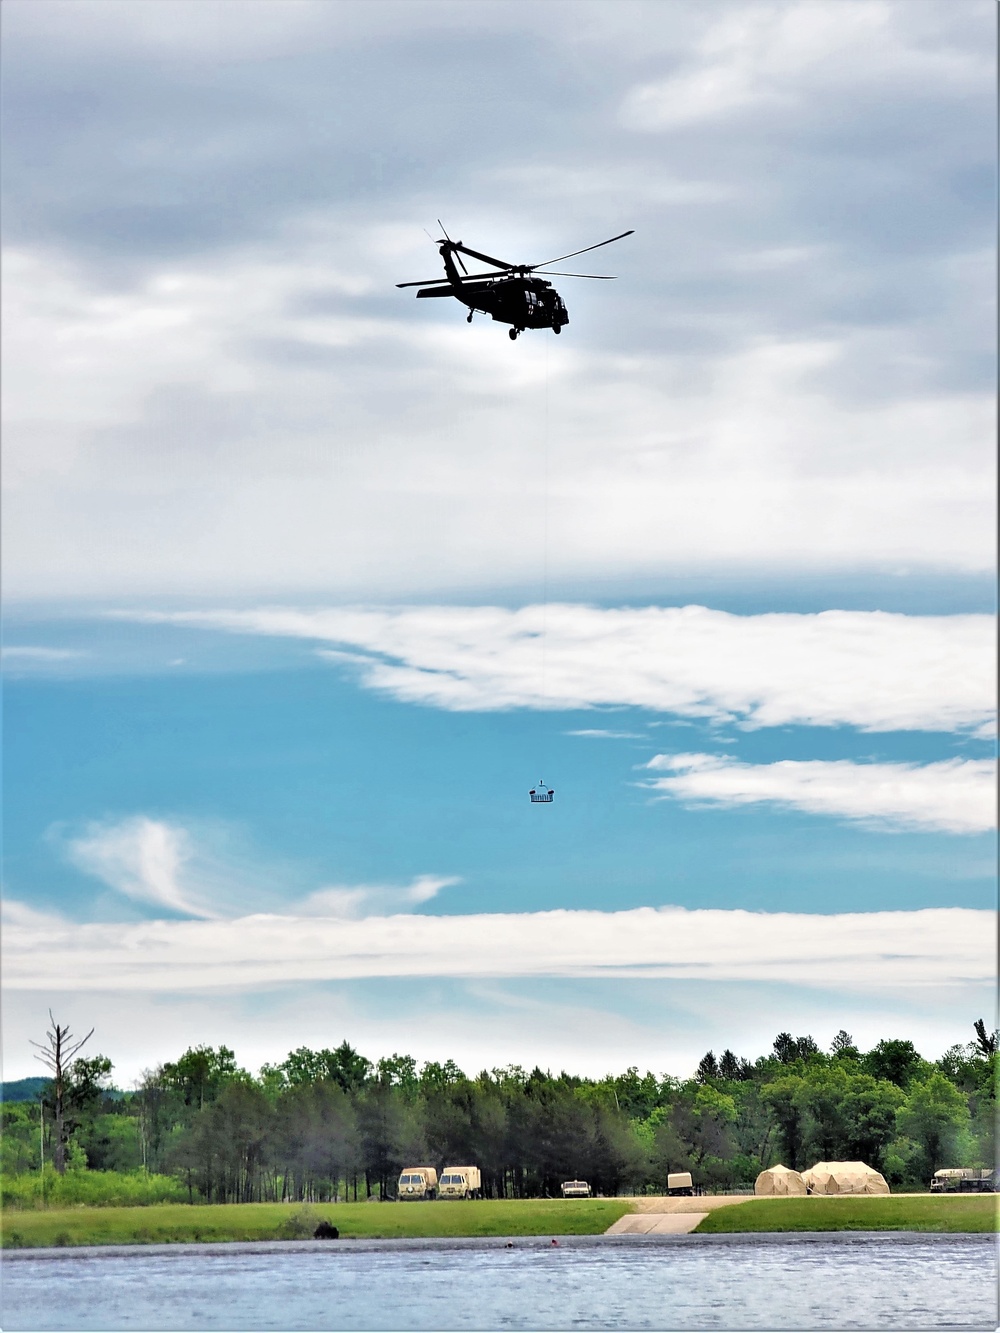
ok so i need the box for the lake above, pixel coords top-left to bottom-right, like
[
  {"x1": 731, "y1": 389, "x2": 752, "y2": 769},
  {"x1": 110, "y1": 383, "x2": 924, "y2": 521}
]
[{"x1": 2, "y1": 1233, "x2": 996, "y2": 1331}]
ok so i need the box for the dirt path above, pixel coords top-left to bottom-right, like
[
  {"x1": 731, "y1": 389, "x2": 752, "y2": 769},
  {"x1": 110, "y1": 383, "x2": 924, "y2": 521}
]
[{"x1": 627, "y1": 1195, "x2": 754, "y2": 1214}]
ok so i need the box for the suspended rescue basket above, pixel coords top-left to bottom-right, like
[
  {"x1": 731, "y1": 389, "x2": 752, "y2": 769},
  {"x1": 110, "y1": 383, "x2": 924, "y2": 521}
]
[{"x1": 529, "y1": 782, "x2": 554, "y2": 804}]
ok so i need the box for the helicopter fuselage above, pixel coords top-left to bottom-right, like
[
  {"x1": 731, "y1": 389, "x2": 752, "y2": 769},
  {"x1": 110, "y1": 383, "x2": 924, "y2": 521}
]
[{"x1": 419, "y1": 245, "x2": 568, "y2": 334}]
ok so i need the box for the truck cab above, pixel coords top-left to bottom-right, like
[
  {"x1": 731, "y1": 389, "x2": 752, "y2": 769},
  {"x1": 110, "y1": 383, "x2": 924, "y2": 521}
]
[
  {"x1": 397, "y1": 1166, "x2": 438, "y2": 1200},
  {"x1": 439, "y1": 1166, "x2": 482, "y2": 1199}
]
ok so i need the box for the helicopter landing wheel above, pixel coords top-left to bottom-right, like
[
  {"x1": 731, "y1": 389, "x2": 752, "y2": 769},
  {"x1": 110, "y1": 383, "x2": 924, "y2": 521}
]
[
  {"x1": 509, "y1": 328, "x2": 519, "y2": 341},
  {"x1": 467, "y1": 312, "x2": 473, "y2": 323},
  {"x1": 553, "y1": 324, "x2": 561, "y2": 335}
]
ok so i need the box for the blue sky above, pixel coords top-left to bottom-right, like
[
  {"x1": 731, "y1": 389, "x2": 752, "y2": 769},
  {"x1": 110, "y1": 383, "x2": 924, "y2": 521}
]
[{"x1": 2, "y1": 0, "x2": 995, "y2": 1082}]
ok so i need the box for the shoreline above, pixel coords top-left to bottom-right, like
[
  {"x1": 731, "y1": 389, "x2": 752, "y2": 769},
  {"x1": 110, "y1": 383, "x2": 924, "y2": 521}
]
[{"x1": 5, "y1": 1231, "x2": 992, "y2": 1260}]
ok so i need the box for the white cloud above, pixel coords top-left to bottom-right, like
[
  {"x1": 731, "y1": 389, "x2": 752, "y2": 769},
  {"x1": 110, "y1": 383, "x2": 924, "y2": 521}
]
[
  {"x1": 566, "y1": 729, "x2": 646, "y2": 740},
  {"x1": 65, "y1": 817, "x2": 219, "y2": 919},
  {"x1": 118, "y1": 604, "x2": 996, "y2": 735},
  {"x1": 1, "y1": 646, "x2": 87, "y2": 662},
  {"x1": 621, "y1": 3, "x2": 988, "y2": 131},
  {"x1": 60, "y1": 815, "x2": 460, "y2": 922},
  {"x1": 2, "y1": 4, "x2": 992, "y2": 602},
  {"x1": 645, "y1": 754, "x2": 997, "y2": 834},
  {"x1": 297, "y1": 875, "x2": 459, "y2": 919},
  {"x1": 2, "y1": 900, "x2": 990, "y2": 993},
  {"x1": 3, "y1": 239, "x2": 993, "y2": 601}
]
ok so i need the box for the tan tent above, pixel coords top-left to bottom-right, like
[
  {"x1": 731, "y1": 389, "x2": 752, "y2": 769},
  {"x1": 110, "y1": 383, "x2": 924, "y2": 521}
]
[
  {"x1": 755, "y1": 1164, "x2": 807, "y2": 1196},
  {"x1": 802, "y1": 1161, "x2": 889, "y2": 1195}
]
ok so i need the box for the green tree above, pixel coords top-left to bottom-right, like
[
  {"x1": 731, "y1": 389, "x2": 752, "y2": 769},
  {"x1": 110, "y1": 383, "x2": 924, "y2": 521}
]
[
  {"x1": 772, "y1": 1033, "x2": 819, "y2": 1065},
  {"x1": 695, "y1": 1051, "x2": 719, "y2": 1082},
  {"x1": 795, "y1": 1066, "x2": 901, "y2": 1168},
  {"x1": 0, "y1": 1101, "x2": 43, "y2": 1174},
  {"x1": 274, "y1": 1078, "x2": 359, "y2": 1202},
  {"x1": 863, "y1": 1039, "x2": 927, "y2": 1088},
  {"x1": 377, "y1": 1053, "x2": 420, "y2": 1097},
  {"x1": 830, "y1": 1030, "x2": 861, "y2": 1061},
  {"x1": 896, "y1": 1072, "x2": 972, "y2": 1181},
  {"x1": 973, "y1": 1019, "x2": 998, "y2": 1057},
  {"x1": 762, "y1": 1075, "x2": 808, "y2": 1168},
  {"x1": 357, "y1": 1076, "x2": 408, "y2": 1198},
  {"x1": 161, "y1": 1046, "x2": 242, "y2": 1111}
]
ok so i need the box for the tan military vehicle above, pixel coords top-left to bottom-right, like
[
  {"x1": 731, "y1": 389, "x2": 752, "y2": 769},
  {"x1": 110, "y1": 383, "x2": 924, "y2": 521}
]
[
  {"x1": 439, "y1": 1166, "x2": 482, "y2": 1199},
  {"x1": 397, "y1": 1166, "x2": 438, "y2": 1200},
  {"x1": 560, "y1": 1180, "x2": 591, "y2": 1198},
  {"x1": 666, "y1": 1172, "x2": 694, "y2": 1196}
]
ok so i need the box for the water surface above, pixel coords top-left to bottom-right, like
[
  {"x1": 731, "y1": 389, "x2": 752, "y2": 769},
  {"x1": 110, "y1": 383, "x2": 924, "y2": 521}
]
[{"x1": 3, "y1": 1233, "x2": 995, "y2": 1331}]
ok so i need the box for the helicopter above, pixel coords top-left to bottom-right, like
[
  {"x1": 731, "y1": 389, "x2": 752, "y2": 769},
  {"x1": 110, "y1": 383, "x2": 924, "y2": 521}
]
[{"x1": 397, "y1": 224, "x2": 634, "y2": 340}]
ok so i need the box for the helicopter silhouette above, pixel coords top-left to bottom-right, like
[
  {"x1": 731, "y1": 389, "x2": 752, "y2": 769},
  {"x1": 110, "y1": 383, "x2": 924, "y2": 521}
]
[{"x1": 397, "y1": 223, "x2": 634, "y2": 340}]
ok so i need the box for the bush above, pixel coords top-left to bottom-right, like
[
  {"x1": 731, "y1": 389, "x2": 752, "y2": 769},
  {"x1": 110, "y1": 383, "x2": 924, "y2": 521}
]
[
  {"x1": 1, "y1": 1169, "x2": 191, "y2": 1210},
  {"x1": 279, "y1": 1204, "x2": 322, "y2": 1239}
]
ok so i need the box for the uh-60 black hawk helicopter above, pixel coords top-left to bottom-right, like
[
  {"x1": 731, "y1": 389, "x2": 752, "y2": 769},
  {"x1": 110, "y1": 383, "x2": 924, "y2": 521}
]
[{"x1": 397, "y1": 224, "x2": 634, "y2": 340}]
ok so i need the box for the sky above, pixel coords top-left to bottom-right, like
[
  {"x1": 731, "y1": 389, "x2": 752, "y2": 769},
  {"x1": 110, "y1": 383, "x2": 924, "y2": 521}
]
[{"x1": 2, "y1": 0, "x2": 996, "y2": 1086}]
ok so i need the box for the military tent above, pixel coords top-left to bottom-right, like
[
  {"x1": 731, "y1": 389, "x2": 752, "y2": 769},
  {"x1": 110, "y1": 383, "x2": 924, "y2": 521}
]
[
  {"x1": 754, "y1": 1164, "x2": 807, "y2": 1196},
  {"x1": 802, "y1": 1161, "x2": 889, "y2": 1195}
]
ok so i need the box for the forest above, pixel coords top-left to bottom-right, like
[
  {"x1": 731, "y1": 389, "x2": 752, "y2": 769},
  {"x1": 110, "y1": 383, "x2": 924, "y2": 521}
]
[{"x1": 2, "y1": 1021, "x2": 994, "y2": 1207}]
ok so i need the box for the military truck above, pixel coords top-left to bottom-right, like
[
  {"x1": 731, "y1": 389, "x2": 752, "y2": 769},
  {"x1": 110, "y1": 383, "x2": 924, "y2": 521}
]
[
  {"x1": 439, "y1": 1166, "x2": 482, "y2": 1199},
  {"x1": 397, "y1": 1166, "x2": 438, "y2": 1199},
  {"x1": 560, "y1": 1180, "x2": 591, "y2": 1198},
  {"x1": 929, "y1": 1168, "x2": 994, "y2": 1193},
  {"x1": 667, "y1": 1172, "x2": 694, "y2": 1196}
]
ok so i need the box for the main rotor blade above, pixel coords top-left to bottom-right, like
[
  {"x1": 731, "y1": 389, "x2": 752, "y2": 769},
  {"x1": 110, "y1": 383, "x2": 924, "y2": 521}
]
[
  {"x1": 452, "y1": 242, "x2": 514, "y2": 271},
  {"x1": 533, "y1": 271, "x2": 616, "y2": 279},
  {"x1": 531, "y1": 229, "x2": 634, "y2": 269}
]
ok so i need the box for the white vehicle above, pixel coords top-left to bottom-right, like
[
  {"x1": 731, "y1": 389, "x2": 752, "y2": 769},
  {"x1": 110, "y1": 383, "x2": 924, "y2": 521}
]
[
  {"x1": 439, "y1": 1166, "x2": 482, "y2": 1199},
  {"x1": 397, "y1": 1166, "x2": 438, "y2": 1200},
  {"x1": 667, "y1": 1172, "x2": 694, "y2": 1196},
  {"x1": 560, "y1": 1180, "x2": 591, "y2": 1198}
]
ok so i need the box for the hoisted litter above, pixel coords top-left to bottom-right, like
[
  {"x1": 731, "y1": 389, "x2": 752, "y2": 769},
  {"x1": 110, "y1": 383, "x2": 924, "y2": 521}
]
[{"x1": 529, "y1": 781, "x2": 554, "y2": 804}]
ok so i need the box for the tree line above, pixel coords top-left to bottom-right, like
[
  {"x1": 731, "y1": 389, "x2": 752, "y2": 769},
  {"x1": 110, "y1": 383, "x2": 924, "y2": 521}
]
[{"x1": 2, "y1": 1020, "x2": 994, "y2": 1204}]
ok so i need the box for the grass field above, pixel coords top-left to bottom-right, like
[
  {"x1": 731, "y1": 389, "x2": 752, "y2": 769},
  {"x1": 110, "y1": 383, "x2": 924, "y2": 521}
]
[
  {"x1": 0, "y1": 1198, "x2": 632, "y2": 1248},
  {"x1": 695, "y1": 1195, "x2": 998, "y2": 1234}
]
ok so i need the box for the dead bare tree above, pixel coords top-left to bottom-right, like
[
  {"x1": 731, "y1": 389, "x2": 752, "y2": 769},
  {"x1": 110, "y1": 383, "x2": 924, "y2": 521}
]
[{"x1": 30, "y1": 1011, "x2": 93, "y2": 1174}]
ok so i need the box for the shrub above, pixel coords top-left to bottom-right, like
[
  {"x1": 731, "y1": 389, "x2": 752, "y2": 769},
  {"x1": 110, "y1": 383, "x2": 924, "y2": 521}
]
[
  {"x1": 280, "y1": 1205, "x2": 321, "y2": 1238},
  {"x1": 1, "y1": 1169, "x2": 191, "y2": 1210}
]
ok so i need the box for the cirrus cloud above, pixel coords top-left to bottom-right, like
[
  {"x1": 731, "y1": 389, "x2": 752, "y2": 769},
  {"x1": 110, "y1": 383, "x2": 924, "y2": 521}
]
[
  {"x1": 115, "y1": 603, "x2": 996, "y2": 735},
  {"x1": 644, "y1": 754, "x2": 997, "y2": 834}
]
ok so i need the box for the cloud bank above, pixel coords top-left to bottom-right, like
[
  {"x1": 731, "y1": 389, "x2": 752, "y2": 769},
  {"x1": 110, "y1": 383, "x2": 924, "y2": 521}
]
[
  {"x1": 120, "y1": 604, "x2": 996, "y2": 734},
  {"x1": 3, "y1": 900, "x2": 990, "y2": 993},
  {"x1": 645, "y1": 754, "x2": 996, "y2": 834}
]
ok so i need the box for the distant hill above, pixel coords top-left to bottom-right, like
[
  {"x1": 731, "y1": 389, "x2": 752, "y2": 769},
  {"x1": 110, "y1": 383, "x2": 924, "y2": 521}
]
[{"x1": 2, "y1": 1077, "x2": 50, "y2": 1103}]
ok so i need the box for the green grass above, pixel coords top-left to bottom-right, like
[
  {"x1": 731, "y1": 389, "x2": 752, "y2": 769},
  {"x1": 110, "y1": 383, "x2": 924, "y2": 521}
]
[
  {"x1": 1, "y1": 1198, "x2": 633, "y2": 1248},
  {"x1": 695, "y1": 1195, "x2": 998, "y2": 1234}
]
